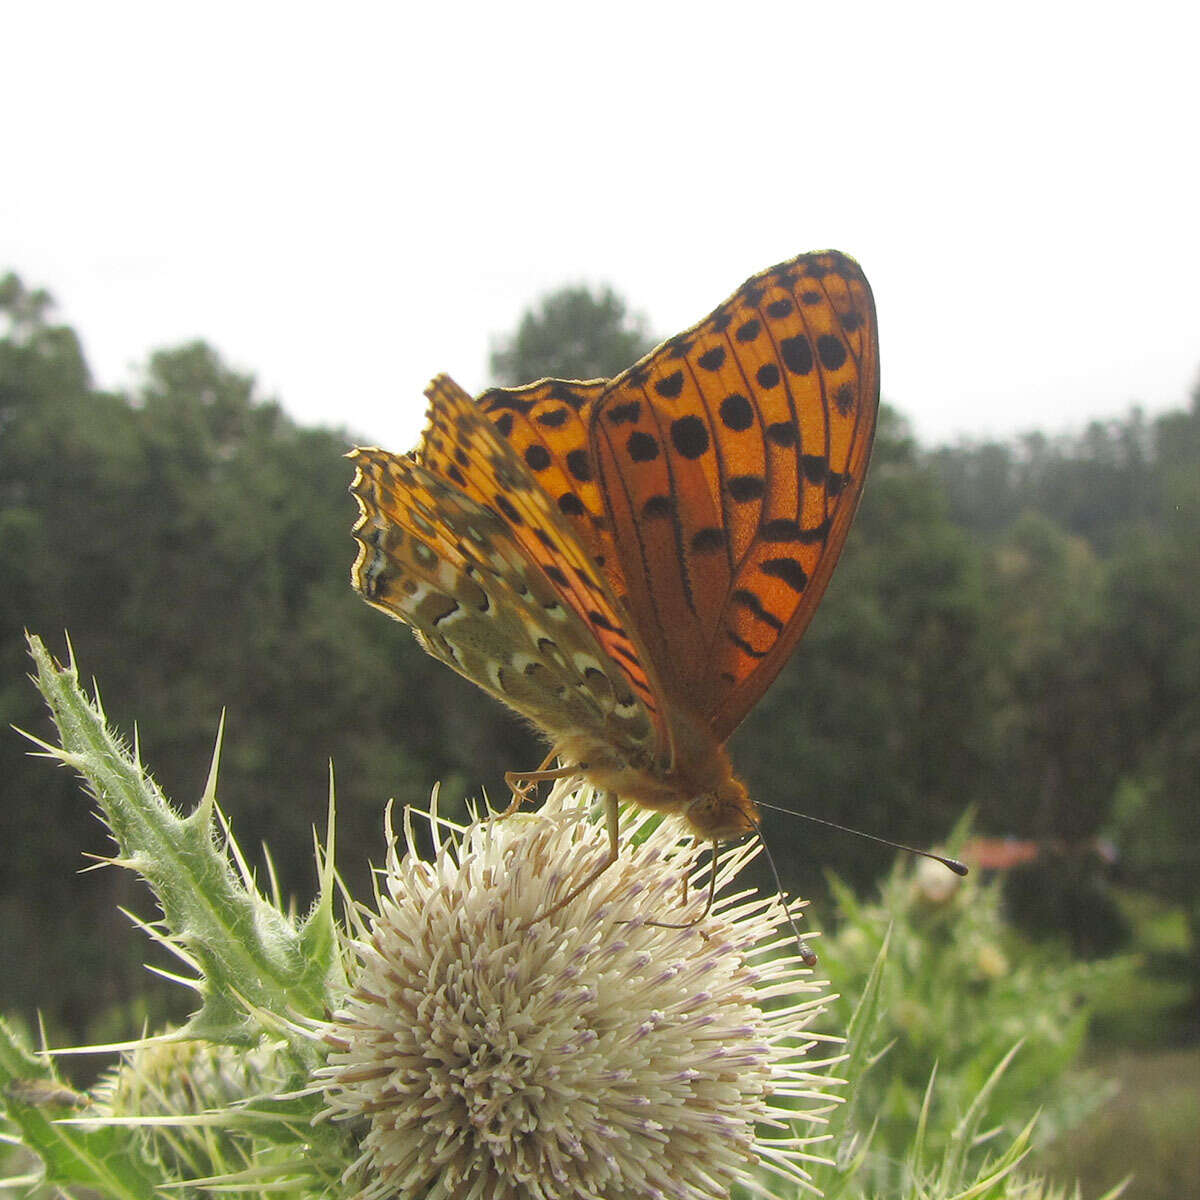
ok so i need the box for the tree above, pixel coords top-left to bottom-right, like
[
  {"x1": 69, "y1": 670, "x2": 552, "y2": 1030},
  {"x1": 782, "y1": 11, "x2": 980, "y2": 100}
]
[
  {"x1": 1101, "y1": 386, "x2": 1200, "y2": 1003},
  {"x1": 6, "y1": 264, "x2": 1198, "y2": 1035},
  {"x1": 489, "y1": 284, "x2": 655, "y2": 384},
  {"x1": 734, "y1": 406, "x2": 994, "y2": 896},
  {"x1": 0, "y1": 296, "x2": 495, "y2": 1037}
]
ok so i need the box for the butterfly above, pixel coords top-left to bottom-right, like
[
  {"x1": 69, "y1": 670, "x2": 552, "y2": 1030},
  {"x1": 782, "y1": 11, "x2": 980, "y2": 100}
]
[{"x1": 349, "y1": 250, "x2": 879, "y2": 931}]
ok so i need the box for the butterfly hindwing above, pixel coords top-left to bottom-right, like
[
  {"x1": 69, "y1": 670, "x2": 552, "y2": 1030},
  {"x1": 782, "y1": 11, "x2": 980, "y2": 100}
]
[
  {"x1": 413, "y1": 376, "x2": 667, "y2": 747},
  {"x1": 475, "y1": 378, "x2": 612, "y2": 556},
  {"x1": 589, "y1": 251, "x2": 879, "y2": 741},
  {"x1": 349, "y1": 447, "x2": 659, "y2": 757}
]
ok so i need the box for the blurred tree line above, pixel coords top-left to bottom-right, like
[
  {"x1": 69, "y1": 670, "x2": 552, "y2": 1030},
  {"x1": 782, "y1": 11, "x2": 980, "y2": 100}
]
[{"x1": 1, "y1": 271, "x2": 1196, "y2": 1040}]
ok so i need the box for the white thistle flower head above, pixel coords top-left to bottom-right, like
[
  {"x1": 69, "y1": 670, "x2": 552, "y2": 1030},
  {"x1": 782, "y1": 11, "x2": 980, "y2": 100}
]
[
  {"x1": 319, "y1": 783, "x2": 840, "y2": 1200},
  {"x1": 912, "y1": 852, "x2": 964, "y2": 906}
]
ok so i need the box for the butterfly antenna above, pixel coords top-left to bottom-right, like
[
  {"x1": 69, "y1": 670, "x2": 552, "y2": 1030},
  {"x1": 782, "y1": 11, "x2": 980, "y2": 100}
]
[
  {"x1": 755, "y1": 799, "x2": 968, "y2": 876},
  {"x1": 749, "y1": 820, "x2": 819, "y2": 967}
]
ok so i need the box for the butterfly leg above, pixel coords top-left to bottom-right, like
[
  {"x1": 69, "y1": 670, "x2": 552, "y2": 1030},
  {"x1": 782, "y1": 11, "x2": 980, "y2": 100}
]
[
  {"x1": 501, "y1": 750, "x2": 576, "y2": 818},
  {"x1": 520, "y1": 791, "x2": 621, "y2": 926},
  {"x1": 644, "y1": 839, "x2": 719, "y2": 930}
]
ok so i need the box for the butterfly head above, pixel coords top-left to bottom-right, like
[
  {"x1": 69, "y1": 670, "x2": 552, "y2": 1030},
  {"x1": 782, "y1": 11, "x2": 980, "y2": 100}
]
[{"x1": 685, "y1": 777, "x2": 759, "y2": 843}]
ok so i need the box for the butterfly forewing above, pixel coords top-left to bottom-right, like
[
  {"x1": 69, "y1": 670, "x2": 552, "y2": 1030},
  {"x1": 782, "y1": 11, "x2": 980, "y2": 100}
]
[
  {"x1": 412, "y1": 376, "x2": 668, "y2": 745},
  {"x1": 589, "y1": 251, "x2": 879, "y2": 741}
]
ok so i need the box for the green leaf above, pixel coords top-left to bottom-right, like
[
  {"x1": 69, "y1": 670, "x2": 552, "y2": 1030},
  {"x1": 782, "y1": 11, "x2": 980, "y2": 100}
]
[
  {"x1": 23, "y1": 635, "x2": 339, "y2": 1043},
  {"x1": 0, "y1": 1017, "x2": 159, "y2": 1198}
]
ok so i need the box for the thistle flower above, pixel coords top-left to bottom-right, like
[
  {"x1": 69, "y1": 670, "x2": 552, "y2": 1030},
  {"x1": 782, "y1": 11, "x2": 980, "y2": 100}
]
[
  {"x1": 318, "y1": 785, "x2": 840, "y2": 1200},
  {"x1": 89, "y1": 1038, "x2": 296, "y2": 1181},
  {"x1": 911, "y1": 853, "x2": 963, "y2": 907},
  {"x1": 93, "y1": 1039, "x2": 291, "y2": 1120}
]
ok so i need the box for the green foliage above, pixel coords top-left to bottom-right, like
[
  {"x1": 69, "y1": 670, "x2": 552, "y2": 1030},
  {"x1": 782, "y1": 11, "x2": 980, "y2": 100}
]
[
  {"x1": 4, "y1": 647, "x2": 1128, "y2": 1200},
  {"x1": 2, "y1": 1016, "x2": 161, "y2": 1199},
  {"x1": 488, "y1": 283, "x2": 655, "y2": 383},
  {"x1": 0, "y1": 274, "x2": 536, "y2": 1039},
  {"x1": 928, "y1": 387, "x2": 1200, "y2": 982},
  {"x1": 1099, "y1": 403, "x2": 1200, "y2": 986},
  {"x1": 24, "y1": 636, "x2": 341, "y2": 1041},
  {"x1": 738, "y1": 923, "x2": 1131, "y2": 1200},
  {"x1": 1035, "y1": 1047, "x2": 1199, "y2": 1200},
  {"x1": 814, "y1": 844, "x2": 1133, "y2": 1190},
  {"x1": 737, "y1": 407, "x2": 991, "y2": 891},
  {"x1": 929, "y1": 411, "x2": 1160, "y2": 552},
  {"x1": 2, "y1": 269, "x2": 1199, "y2": 1043},
  {"x1": 2, "y1": 644, "x2": 356, "y2": 1197}
]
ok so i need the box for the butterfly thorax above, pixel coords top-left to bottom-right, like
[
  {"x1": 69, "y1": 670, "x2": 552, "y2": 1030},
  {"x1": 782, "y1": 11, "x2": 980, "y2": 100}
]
[{"x1": 556, "y1": 710, "x2": 759, "y2": 843}]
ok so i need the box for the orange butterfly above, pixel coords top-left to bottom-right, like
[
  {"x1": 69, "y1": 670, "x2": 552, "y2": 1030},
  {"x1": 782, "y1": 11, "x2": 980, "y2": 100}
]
[{"x1": 349, "y1": 251, "x2": 879, "y2": 928}]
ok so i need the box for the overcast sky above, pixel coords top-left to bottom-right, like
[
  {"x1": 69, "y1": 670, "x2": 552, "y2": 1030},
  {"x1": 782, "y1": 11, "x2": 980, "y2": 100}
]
[{"x1": 5, "y1": 2, "x2": 1197, "y2": 453}]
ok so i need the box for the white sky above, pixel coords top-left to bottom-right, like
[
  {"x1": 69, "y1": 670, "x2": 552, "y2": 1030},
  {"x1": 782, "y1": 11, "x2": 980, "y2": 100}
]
[{"x1": 4, "y1": 2, "x2": 1198, "y2": 452}]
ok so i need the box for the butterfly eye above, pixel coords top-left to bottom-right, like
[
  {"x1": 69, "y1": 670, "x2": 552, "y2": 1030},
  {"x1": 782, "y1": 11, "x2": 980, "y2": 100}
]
[{"x1": 685, "y1": 792, "x2": 756, "y2": 843}]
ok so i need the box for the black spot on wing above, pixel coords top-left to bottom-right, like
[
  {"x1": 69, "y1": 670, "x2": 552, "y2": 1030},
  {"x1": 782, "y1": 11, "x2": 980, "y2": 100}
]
[
  {"x1": 626, "y1": 431, "x2": 659, "y2": 462},
  {"x1": 719, "y1": 393, "x2": 754, "y2": 431},
  {"x1": 761, "y1": 557, "x2": 808, "y2": 592},
  {"x1": 817, "y1": 334, "x2": 847, "y2": 371},
  {"x1": 781, "y1": 335, "x2": 814, "y2": 375},
  {"x1": 756, "y1": 363, "x2": 781, "y2": 389},
  {"x1": 670, "y1": 415, "x2": 709, "y2": 459},
  {"x1": 727, "y1": 629, "x2": 768, "y2": 659},
  {"x1": 801, "y1": 455, "x2": 828, "y2": 483},
  {"x1": 655, "y1": 370, "x2": 684, "y2": 399},
  {"x1": 494, "y1": 494, "x2": 523, "y2": 525},
  {"x1": 607, "y1": 401, "x2": 641, "y2": 426},
  {"x1": 763, "y1": 517, "x2": 832, "y2": 544},
  {"x1": 549, "y1": 381, "x2": 592, "y2": 407},
  {"x1": 728, "y1": 475, "x2": 765, "y2": 502},
  {"x1": 732, "y1": 589, "x2": 783, "y2": 632},
  {"x1": 565, "y1": 448, "x2": 593, "y2": 481},
  {"x1": 766, "y1": 421, "x2": 797, "y2": 447},
  {"x1": 691, "y1": 527, "x2": 726, "y2": 553}
]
